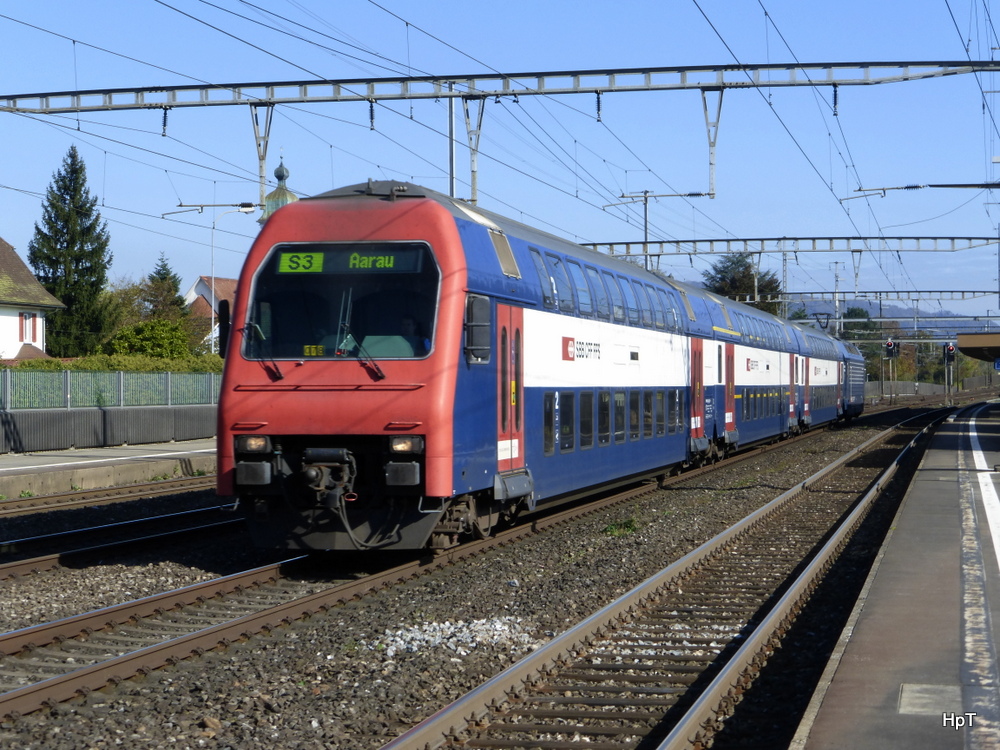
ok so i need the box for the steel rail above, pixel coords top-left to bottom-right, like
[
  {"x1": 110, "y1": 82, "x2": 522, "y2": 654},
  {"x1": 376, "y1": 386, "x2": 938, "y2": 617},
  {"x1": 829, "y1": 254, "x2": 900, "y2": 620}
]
[
  {"x1": 0, "y1": 416, "x2": 918, "y2": 722},
  {"x1": 655, "y1": 411, "x2": 944, "y2": 749},
  {"x1": 0, "y1": 439, "x2": 797, "y2": 720},
  {"x1": 0, "y1": 516, "x2": 245, "y2": 581},
  {"x1": 378, "y1": 416, "x2": 928, "y2": 749},
  {"x1": 0, "y1": 476, "x2": 217, "y2": 518}
]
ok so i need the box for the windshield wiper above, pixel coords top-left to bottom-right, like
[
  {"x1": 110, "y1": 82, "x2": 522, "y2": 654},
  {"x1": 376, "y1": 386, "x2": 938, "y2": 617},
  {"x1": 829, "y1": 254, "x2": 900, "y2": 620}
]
[
  {"x1": 340, "y1": 323, "x2": 385, "y2": 380},
  {"x1": 246, "y1": 323, "x2": 284, "y2": 380}
]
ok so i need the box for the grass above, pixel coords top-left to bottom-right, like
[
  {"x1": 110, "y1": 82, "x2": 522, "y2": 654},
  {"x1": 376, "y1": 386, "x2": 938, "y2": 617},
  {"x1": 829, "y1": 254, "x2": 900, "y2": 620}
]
[{"x1": 602, "y1": 517, "x2": 638, "y2": 536}]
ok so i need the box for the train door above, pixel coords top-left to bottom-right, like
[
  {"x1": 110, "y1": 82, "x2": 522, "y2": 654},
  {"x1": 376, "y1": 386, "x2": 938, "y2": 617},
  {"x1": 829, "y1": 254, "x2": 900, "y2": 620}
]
[
  {"x1": 836, "y1": 362, "x2": 844, "y2": 416},
  {"x1": 789, "y1": 353, "x2": 798, "y2": 429},
  {"x1": 690, "y1": 337, "x2": 705, "y2": 445},
  {"x1": 724, "y1": 342, "x2": 736, "y2": 438},
  {"x1": 497, "y1": 304, "x2": 524, "y2": 472},
  {"x1": 803, "y1": 356, "x2": 811, "y2": 424}
]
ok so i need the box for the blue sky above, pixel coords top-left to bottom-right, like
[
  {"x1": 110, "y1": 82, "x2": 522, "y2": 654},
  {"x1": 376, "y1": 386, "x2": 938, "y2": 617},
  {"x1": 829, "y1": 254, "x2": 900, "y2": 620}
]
[{"x1": 3, "y1": 0, "x2": 1000, "y2": 320}]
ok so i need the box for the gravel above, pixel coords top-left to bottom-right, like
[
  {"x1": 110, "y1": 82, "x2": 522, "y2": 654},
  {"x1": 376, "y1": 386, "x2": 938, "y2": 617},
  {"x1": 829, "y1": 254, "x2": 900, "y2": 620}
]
[{"x1": 0, "y1": 424, "x2": 885, "y2": 749}]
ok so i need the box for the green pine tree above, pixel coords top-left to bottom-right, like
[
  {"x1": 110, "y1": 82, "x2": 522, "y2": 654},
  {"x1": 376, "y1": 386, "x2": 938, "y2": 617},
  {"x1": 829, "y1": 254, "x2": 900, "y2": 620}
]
[
  {"x1": 28, "y1": 146, "x2": 113, "y2": 357},
  {"x1": 141, "y1": 252, "x2": 186, "y2": 321},
  {"x1": 701, "y1": 252, "x2": 782, "y2": 315}
]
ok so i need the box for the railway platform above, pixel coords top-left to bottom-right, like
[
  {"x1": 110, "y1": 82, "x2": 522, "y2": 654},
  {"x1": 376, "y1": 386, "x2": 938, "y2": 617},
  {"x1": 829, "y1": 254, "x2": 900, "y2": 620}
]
[
  {"x1": 0, "y1": 439, "x2": 215, "y2": 498},
  {"x1": 793, "y1": 402, "x2": 1000, "y2": 749}
]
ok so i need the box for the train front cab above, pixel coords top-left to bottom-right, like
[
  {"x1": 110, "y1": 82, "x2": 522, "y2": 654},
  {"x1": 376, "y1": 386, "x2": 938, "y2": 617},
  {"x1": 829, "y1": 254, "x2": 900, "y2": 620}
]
[{"x1": 218, "y1": 191, "x2": 481, "y2": 552}]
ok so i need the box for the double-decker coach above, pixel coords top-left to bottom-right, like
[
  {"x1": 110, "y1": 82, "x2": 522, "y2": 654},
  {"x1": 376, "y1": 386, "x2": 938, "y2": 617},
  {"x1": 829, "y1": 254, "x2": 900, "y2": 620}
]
[{"x1": 217, "y1": 180, "x2": 864, "y2": 552}]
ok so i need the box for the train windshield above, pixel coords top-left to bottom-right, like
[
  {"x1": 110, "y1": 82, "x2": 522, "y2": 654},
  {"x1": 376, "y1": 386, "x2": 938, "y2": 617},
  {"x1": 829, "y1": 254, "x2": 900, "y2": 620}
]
[{"x1": 244, "y1": 242, "x2": 440, "y2": 360}]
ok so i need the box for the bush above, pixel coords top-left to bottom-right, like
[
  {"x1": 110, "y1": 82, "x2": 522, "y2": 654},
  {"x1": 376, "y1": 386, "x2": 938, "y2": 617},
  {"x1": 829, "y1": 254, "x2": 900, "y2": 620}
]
[
  {"x1": 14, "y1": 353, "x2": 223, "y2": 373},
  {"x1": 105, "y1": 319, "x2": 189, "y2": 358}
]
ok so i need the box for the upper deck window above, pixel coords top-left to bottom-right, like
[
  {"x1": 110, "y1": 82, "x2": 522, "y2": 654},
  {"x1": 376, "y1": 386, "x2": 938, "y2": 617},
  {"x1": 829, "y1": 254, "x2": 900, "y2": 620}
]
[
  {"x1": 544, "y1": 254, "x2": 576, "y2": 314},
  {"x1": 245, "y1": 242, "x2": 439, "y2": 360},
  {"x1": 586, "y1": 267, "x2": 611, "y2": 320},
  {"x1": 489, "y1": 230, "x2": 521, "y2": 278},
  {"x1": 602, "y1": 272, "x2": 626, "y2": 323},
  {"x1": 632, "y1": 281, "x2": 654, "y2": 327},
  {"x1": 566, "y1": 260, "x2": 594, "y2": 317},
  {"x1": 528, "y1": 248, "x2": 555, "y2": 309},
  {"x1": 618, "y1": 277, "x2": 640, "y2": 325}
]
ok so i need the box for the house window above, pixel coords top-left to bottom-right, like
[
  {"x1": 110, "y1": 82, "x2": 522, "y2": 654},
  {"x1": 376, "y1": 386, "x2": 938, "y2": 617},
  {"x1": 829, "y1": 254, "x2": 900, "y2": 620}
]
[{"x1": 19, "y1": 312, "x2": 37, "y2": 343}]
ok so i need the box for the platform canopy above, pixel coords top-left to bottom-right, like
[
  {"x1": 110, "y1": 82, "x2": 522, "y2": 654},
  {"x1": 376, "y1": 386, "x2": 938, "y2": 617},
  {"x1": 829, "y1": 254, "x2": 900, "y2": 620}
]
[{"x1": 957, "y1": 333, "x2": 1000, "y2": 363}]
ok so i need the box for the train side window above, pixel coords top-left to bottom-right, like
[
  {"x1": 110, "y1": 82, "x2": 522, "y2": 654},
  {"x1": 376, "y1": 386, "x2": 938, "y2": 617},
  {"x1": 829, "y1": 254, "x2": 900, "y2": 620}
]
[
  {"x1": 613, "y1": 390, "x2": 626, "y2": 442},
  {"x1": 602, "y1": 272, "x2": 626, "y2": 322},
  {"x1": 619, "y1": 277, "x2": 640, "y2": 325},
  {"x1": 655, "y1": 288, "x2": 678, "y2": 331},
  {"x1": 629, "y1": 391, "x2": 641, "y2": 440},
  {"x1": 580, "y1": 391, "x2": 594, "y2": 449},
  {"x1": 675, "y1": 286, "x2": 697, "y2": 322},
  {"x1": 543, "y1": 392, "x2": 555, "y2": 455},
  {"x1": 643, "y1": 390, "x2": 654, "y2": 438},
  {"x1": 655, "y1": 390, "x2": 666, "y2": 436},
  {"x1": 559, "y1": 392, "x2": 576, "y2": 452},
  {"x1": 632, "y1": 281, "x2": 653, "y2": 327},
  {"x1": 647, "y1": 285, "x2": 665, "y2": 329},
  {"x1": 488, "y1": 229, "x2": 521, "y2": 278},
  {"x1": 529, "y1": 248, "x2": 555, "y2": 309},
  {"x1": 598, "y1": 390, "x2": 611, "y2": 445},
  {"x1": 464, "y1": 294, "x2": 491, "y2": 364},
  {"x1": 545, "y1": 254, "x2": 576, "y2": 314},
  {"x1": 586, "y1": 267, "x2": 611, "y2": 320},
  {"x1": 566, "y1": 261, "x2": 593, "y2": 317}
]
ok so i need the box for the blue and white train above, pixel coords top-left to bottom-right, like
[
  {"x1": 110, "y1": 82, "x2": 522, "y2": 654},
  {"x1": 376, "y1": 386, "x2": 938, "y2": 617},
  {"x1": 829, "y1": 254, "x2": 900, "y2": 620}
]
[{"x1": 217, "y1": 180, "x2": 866, "y2": 551}]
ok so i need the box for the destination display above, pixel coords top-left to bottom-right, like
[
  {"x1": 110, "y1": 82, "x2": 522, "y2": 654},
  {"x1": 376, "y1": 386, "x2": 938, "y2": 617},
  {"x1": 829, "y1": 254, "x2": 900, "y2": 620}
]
[{"x1": 276, "y1": 244, "x2": 425, "y2": 274}]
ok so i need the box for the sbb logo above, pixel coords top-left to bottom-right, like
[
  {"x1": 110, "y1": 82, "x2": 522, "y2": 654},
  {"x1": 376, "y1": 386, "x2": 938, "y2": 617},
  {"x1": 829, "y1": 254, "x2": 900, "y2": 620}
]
[{"x1": 562, "y1": 337, "x2": 575, "y2": 361}]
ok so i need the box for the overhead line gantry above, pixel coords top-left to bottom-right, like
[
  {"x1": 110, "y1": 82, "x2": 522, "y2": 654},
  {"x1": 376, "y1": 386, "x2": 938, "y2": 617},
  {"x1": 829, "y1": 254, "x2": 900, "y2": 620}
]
[{"x1": 4, "y1": 61, "x2": 999, "y2": 205}]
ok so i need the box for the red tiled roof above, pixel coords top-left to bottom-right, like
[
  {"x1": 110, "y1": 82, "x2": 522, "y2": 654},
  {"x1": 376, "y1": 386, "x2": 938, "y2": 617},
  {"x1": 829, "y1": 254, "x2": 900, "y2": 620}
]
[
  {"x1": 188, "y1": 277, "x2": 237, "y2": 318},
  {"x1": 188, "y1": 295, "x2": 214, "y2": 319}
]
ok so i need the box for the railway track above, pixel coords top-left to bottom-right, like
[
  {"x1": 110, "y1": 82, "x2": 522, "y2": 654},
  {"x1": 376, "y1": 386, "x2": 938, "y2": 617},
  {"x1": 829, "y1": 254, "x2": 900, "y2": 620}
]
[
  {"x1": 0, "y1": 412, "x2": 938, "y2": 726},
  {"x1": 381, "y1": 412, "x2": 940, "y2": 749},
  {"x1": 0, "y1": 507, "x2": 246, "y2": 581},
  {"x1": 0, "y1": 475, "x2": 216, "y2": 518}
]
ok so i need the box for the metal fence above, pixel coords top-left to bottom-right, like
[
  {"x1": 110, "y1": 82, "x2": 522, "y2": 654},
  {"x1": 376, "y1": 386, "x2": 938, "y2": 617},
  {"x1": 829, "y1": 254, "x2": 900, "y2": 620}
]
[{"x1": 0, "y1": 370, "x2": 221, "y2": 410}]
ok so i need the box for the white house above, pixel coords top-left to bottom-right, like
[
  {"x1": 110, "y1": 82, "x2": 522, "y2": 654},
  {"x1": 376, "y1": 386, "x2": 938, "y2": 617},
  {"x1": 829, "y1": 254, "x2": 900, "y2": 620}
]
[
  {"x1": 183, "y1": 276, "x2": 238, "y2": 353},
  {"x1": 0, "y1": 237, "x2": 63, "y2": 361}
]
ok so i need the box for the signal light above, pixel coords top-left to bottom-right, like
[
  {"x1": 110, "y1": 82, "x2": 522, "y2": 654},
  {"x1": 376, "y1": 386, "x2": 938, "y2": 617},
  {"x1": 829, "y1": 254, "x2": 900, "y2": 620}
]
[
  {"x1": 944, "y1": 343, "x2": 956, "y2": 363},
  {"x1": 885, "y1": 340, "x2": 897, "y2": 358}
]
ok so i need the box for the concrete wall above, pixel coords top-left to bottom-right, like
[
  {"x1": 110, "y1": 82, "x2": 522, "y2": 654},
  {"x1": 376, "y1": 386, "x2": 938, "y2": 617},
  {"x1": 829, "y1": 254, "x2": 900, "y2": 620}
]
[{"x1": 0, "y1": 404, "x2": 216, "y2": 454}]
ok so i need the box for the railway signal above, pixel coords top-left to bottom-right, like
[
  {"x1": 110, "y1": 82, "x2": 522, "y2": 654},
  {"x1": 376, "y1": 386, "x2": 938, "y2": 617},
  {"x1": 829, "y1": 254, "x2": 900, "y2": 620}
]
[
  {"x1": 885, "y1": 339, "x2": 898, "y2": 358},
  {"x1": 944, "y1": 343, "x2": 956, "y2": 363}
]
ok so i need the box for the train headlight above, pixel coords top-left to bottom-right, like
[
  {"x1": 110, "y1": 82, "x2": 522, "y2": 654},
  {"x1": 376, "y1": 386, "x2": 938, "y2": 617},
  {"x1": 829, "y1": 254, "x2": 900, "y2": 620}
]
[
  {"x1": 236, "y1": 435, "x2": 272, "y2": 453},
  {"x1": 389, "y1": 435, "x2": 424, "y2": 454}
]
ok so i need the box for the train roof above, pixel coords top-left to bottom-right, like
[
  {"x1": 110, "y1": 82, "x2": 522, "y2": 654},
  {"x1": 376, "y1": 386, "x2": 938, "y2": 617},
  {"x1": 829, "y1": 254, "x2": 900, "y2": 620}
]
[
  {"x1": 311, "y1": 180, "x2": 711, "y2": 305},
  {"x1": 308, "y1": 181, "x2": 855, "y2": 355}
]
